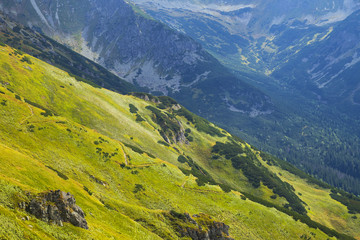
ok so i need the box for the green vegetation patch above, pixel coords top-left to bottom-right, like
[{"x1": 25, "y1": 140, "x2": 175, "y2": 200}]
[
  {"x1": 133, "y1": 184, "x2": 145, "y2": 193},
  {"x1": 260, "y1": 152, "x2": 331, "y2": 189},
  {"x1": 178, "y1": 155, "x2": 217, "y2": 186},
  {"x1": 135, "y1": 114, "x2": 145, "y2": 122},
  {"x1": 146, "y1": 105, "x2": 181, "y2": 143},
  {"x1": 129, "y1": 104, "x2": 138, "y2": 114},
  {"x1": 20, "y1": 56, "x2": 32, "y2": 64},
  {"x1": 212, "y1": 141, "x2": 306, "y2": 214},
  {"x1": 175, "y1": 107, "x2": 225, "y2": 137},
  {"x1": 330, "y1": 189, "x2": 360, "y2": 214},
  {"x1": 24, "y1": 98, "x2": 56, "y2": 117},
  {"x1": 83, "y1": 186, "x2": 93, "y2": 196},
  {"x1": 184, "y1": 128, "x2": 193, "y2": 142},
  {"x1": 45, "y1": 166, "x2": 69, "y2": 180},
  {"x1": 123, "y1": 143, "x2": 145, "y2": 154},
  {"x1": 130, "y1": 92, "x2": 159, "y2": 102},
  {"x1": 123, "y1": 143, "x2": 155, "y2": 159},
  {"x1": 95, "y1": 147, "x2": 119, "y2": 162},
  {"x1": 157, "y1": 96, "x2": 178, "y2": 108},
  {"x1": 177, "y1": 155, "x2": 187, "y2": 163},
  {"x1": 242, "y1": 192, "x2": 355, "y2": 240},
  {"x1": 157, "y1": 140, "x2": 170, "y2": 147}
]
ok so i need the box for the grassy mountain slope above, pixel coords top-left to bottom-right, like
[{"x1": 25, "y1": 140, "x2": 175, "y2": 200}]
[
  {"x1": 129, "y1": 0, "x2": 360, "y2": 196},
  {"x1": 0, "y1": 43, "x2": 359, "y2": 239},
  {"x1": 6, "y1": 8, "x2": 359, "y2": 197},
  {"x1": 2, "y1": 1, "x2": 359, "y2": 201}
]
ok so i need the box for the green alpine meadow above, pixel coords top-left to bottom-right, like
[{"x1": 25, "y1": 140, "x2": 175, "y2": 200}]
[{"x1": 0, "y1": 40, "x2": 359, "y2": 239}]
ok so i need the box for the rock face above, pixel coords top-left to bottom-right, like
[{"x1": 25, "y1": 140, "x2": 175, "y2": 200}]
[
  {"x1": 182, "y1": 214, "x2": 233, "y2": 240},
  {"x1": 168, "y1": 211, "x2": 234, "y2": 240},
  {"x1": 26, "y1": 190, "x2": 88, "y2": 229},
  {"x1": 184, "y1": 222, "x2": 232, "y2": 240}
]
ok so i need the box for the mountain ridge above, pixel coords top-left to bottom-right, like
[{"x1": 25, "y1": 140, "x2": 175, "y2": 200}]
[{"x1": 2, "y1": 0, "x2": 273, "y2": 119}]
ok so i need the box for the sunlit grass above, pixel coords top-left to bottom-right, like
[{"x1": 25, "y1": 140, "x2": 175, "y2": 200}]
[{"x1": 0, "y1": 45, "x2": 354, "y2": 239}]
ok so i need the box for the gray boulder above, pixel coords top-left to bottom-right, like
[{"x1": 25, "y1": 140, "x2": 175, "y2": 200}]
[{"x1": 26, "y1": 190, "x2": 88, "y2": 229}]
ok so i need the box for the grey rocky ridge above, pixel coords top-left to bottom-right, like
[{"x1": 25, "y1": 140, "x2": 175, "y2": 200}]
[
  {"x1": 23, "y1": 190, "x2": 88, "y2": 229},
  {"x1": 0, "y1": 11, "x2": 135, "y2": 94}
]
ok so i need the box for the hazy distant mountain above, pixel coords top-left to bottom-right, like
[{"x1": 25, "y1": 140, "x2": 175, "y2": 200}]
[
  {"x1": 273, "y1": 9, "x2": 360, "y2": 115},
  {"x1": 131, "y1": 0, "x2": 360, "y2": 72},
  {"x1": 1, "y1": 0, "x2": 272, "y2": 119}
]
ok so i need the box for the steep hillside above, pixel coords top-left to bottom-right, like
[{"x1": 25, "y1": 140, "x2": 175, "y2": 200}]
[
  {"x1": 1, "y1": 0, "x2": 272, "y2": 118},
  {"x1": 0, "y1": 41, "x2": 359, "y2": 239}
]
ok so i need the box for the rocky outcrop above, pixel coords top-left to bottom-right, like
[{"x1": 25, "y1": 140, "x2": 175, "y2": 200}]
[
  {"x1": 25, "y1": 190, "x2": 88, "y2": 229},
  {"x1": 182, "y1": 214, "x2": 233, "y2": 240},
  {"x1": 158, "y1": 120, "x2": 187, "y2": 145},
  {"x1": 130, "y1": 92, "x2": 160, "y2": 103},
  {"x1": 174, "y1": 120, "x2": 187, "y2": 144},
  {"x1": 184, "y1": 221, "x2": 232, "y2": 240},
  {"x1": 167, "y1": 211, "x2": 233, "y2": 240}
]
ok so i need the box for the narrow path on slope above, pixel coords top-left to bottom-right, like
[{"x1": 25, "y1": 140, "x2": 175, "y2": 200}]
[
  {"x1": 20, "y1": 103, "x2": 34, "y2": 125},
  {"x1": 119, "y1": 144, "x2": 129, "y2": 165},
  {"x1": 181, "y1": 176, "x2": 190, "y2": 188}
]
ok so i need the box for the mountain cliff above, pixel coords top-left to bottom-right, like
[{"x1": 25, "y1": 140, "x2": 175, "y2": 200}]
[{"x1": 1, "y1": 0, "x2": 272, "y2": 118}]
